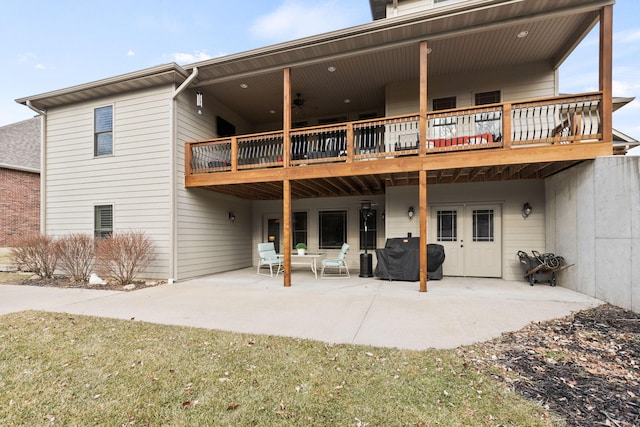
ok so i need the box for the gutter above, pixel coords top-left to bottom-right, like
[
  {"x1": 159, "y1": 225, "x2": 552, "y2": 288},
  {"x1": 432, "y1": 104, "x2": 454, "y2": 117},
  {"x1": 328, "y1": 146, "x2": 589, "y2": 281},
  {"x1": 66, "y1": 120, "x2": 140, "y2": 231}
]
[
  {"x1": 26, "y1": 100, "x2": 46, "y2": 116},
  {"x1": 172, "y1": 67, "x2": 198, "y2": 99},
  {"x1": 0, "y1": 163, "x2": 40, "y2": 174},
  {"x1": 167, "y1": 66, "x2": 199, "y2": 283}
]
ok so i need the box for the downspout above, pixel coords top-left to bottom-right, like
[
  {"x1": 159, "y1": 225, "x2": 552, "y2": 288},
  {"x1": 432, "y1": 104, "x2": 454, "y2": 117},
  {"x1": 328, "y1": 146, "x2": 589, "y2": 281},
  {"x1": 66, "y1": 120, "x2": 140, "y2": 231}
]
[
  {"x1": 26, "y1": 101, "x2": 47, "y2": 236},
  {"x1": 167, "y1": 67, "x2": 198, "y2": 283}
]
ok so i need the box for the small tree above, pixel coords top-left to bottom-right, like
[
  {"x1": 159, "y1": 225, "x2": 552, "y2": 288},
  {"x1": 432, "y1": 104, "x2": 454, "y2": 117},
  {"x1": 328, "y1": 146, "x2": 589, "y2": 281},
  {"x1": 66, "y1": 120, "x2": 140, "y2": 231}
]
[
  {"x1": 55, "y1": 233, "x2": 95, "y2": 282},
  {"x1": 96, "y1": 231, "x2": 155, "y2": 286},
  {"x1": 10, "y1": 235, "x2": 59, "y2": 278}
]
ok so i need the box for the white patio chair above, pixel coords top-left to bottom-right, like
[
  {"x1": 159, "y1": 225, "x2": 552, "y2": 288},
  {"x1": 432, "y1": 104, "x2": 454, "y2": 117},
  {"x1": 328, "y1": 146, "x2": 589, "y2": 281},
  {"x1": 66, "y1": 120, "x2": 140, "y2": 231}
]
[
  {"x1": 321, "y1": 243, "x2": 350, "y2": 279},
  {"x1": 257, "y1": 242, "x2": 283, "y2": 277}
]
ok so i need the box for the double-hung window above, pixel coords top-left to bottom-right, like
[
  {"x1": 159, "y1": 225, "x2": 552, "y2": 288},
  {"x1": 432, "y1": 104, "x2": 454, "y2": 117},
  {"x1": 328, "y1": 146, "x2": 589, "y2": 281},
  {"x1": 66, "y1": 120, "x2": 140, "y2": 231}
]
[
  {"x1": 94, "y1": 106, "x2": 113, "y2": 156},
  {"x1": 94, "y1": 205, "x2": 113, "y2": 238}
]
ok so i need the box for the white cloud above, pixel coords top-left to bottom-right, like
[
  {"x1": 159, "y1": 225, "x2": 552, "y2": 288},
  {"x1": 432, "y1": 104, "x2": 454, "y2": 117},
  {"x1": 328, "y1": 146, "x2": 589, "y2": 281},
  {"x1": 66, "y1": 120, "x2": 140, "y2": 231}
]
[
  {"x1": 34, "y1": 64, "x2": 46, "y2": 70},
  {"x1": 169, "y1": 50, "x2": 214, "y2": 64},
  {"x1": 127, "y1": 50, "x2": 136, "y2": 57},
  {"x1": 249, "y1": 0, "x2": 361, "y2": 43}
]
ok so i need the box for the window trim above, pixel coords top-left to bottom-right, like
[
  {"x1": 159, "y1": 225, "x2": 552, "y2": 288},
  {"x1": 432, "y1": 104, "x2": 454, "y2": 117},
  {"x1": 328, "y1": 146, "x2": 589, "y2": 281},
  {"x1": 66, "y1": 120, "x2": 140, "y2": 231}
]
[{"x1": 94, "y1": 105, "x2": 114, "y2": 157}]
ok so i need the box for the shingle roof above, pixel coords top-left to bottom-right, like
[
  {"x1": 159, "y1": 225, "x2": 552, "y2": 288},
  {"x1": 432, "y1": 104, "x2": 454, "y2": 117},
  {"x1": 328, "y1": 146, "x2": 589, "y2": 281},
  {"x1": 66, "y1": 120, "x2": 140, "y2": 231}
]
[{"x1": 0, "y1": 117, "x2": 41, "y2": 172}]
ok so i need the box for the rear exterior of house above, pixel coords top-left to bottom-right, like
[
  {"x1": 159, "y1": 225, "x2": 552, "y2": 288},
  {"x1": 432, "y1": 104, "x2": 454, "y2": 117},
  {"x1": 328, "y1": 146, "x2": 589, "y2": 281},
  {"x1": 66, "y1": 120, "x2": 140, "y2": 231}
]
[{"x1": 17, "y1": 0, "x2": 621, "y2": 293}]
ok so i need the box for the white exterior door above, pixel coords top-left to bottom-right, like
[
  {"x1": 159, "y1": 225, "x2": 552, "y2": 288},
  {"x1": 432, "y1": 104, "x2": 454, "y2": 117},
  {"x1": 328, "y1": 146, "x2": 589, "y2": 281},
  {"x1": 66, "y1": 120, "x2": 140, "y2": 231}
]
[{"x1": 431, "y1": 204, "x2": 502, "y2": 278}]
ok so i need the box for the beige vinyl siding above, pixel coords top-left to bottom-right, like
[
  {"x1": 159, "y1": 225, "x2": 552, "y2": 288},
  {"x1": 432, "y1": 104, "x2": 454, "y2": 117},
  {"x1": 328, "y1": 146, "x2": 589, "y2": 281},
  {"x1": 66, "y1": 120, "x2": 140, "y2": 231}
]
[
  {"x1": 385, "y1": 61, "x2": 556, "y2": 116},
  {"x1": 44, "y1": 86, "x2": 173, "y2": 279},
  {"x1": 174, "y1": 89, "x2": 253, "y2": 280},
  {"x1": 385, "y1": 180, "x2": 545, "y2": 281}
]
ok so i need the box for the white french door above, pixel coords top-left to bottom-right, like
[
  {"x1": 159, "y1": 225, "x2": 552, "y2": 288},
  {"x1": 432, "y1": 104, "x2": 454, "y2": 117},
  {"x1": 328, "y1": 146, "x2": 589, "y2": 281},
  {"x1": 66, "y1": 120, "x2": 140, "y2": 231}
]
[{"x1": 430, "y1": 204, "x2": 502, "y2": 277}]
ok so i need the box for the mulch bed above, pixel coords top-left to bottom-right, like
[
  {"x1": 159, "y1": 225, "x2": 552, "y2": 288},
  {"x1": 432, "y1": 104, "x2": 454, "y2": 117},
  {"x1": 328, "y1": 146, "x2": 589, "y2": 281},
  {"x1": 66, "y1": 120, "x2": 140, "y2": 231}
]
[
  {"x1": 15, "y1": 275, "x2": 164, "y2": 292},
  {"x1": 465, "y1": 304, "x2": 640, "y2": 427}
]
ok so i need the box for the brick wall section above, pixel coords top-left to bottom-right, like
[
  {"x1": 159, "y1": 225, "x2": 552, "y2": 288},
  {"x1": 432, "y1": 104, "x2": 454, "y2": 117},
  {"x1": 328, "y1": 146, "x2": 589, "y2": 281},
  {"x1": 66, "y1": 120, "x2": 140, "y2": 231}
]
[{"x1": 0, "y1": 168, "x2": 40, "y2": 246}]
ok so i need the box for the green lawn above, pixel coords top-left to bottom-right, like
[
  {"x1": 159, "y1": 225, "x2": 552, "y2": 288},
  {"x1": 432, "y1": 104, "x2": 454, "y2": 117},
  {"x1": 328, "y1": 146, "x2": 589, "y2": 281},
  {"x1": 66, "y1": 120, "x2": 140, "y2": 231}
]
[{"x1": 0, "y1": 311, "x2": 561, "y2": 426}]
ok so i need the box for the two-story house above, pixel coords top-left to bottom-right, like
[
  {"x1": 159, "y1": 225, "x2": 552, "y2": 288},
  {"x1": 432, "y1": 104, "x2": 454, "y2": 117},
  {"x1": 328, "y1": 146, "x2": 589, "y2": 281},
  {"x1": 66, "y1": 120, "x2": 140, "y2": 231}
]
[{"x1": 18, "y1": 0, "x2": 635, "y2": 301}]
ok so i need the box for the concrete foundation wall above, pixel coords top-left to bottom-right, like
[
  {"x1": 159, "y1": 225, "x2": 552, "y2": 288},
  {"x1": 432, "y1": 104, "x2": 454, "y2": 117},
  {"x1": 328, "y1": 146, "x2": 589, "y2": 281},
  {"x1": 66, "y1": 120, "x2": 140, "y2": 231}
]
[{"x1": 546, "y1": 157, "x2": 640, "y2": 312}]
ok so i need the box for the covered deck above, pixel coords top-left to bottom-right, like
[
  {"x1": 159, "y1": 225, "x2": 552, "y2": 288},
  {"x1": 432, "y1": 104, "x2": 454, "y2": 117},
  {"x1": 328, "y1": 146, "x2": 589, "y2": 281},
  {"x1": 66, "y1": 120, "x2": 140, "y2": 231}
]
[{"x1": 182, "y1": 0, "x2": 614, "y2": 291}]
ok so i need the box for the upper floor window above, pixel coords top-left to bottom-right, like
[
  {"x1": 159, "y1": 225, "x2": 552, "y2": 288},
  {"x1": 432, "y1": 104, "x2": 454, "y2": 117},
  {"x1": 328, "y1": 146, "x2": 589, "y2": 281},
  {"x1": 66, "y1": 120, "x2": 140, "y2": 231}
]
[
  {"x1": 474, "y1": 91, "x2": 502, "y2": 138},
  {"x1": 94, "y1": 204, "x2": 113, "y2": 238},
  {"x1": 475, "y1": 91, "x2": 500, "y2": 105},
  {"x1": 433, "y1": 96, "x2": 456, "y2": 111},
  {"x1": 431, "y1": 96, "x2": 457, "y2": 139},
  {"x1": 94, "y1": 106, "x2": 113, "y2": 157}
]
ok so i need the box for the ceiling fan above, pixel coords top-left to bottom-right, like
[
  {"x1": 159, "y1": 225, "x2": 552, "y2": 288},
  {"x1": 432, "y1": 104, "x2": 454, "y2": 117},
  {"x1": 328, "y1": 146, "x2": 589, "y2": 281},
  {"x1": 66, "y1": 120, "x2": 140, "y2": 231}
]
[{"x1": 292, "y1": 93, "x2": 305, "y2": 109}]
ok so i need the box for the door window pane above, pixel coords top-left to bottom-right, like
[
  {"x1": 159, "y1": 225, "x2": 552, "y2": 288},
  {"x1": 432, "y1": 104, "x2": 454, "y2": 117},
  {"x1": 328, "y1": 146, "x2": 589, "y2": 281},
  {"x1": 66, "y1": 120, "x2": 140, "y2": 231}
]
[
  {"x1": 473, "y1": 209, "x2": 494, "y2": 242},
  {"x1": 319, "y1": 211, "x2": 346, "y2": 249},
  {"x1": 437, "y1": 210, "x2": 457, "y2": 242}
]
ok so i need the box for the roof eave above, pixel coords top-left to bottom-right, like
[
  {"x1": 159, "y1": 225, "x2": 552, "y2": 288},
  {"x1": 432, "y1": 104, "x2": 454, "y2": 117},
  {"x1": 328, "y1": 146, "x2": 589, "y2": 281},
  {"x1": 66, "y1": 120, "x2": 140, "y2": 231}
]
[{"x1": 15, "y1": 63, "x2": 190, "y2": 111}]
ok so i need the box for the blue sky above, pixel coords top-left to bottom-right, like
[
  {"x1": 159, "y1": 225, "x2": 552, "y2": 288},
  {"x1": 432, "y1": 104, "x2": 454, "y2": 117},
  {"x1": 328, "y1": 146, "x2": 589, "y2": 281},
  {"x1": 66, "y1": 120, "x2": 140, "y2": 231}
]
[{"x1": 1, "y1": 0, "x2": 638, "y2": 146}]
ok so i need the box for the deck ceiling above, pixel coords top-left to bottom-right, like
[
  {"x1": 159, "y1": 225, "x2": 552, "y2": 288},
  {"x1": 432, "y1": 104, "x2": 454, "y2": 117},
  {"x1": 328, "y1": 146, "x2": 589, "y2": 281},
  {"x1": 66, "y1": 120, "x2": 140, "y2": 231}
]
[
  {"x1": 192, "y1": 0, "x2": 605, "y2": 126},
  {"x1": 199, "y1": 160, "x2": 583, "y2": 200}
]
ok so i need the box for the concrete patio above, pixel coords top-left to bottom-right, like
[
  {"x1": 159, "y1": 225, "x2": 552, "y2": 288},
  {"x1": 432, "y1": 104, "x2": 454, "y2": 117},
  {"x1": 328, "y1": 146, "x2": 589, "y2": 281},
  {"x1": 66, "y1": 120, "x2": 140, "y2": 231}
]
[{"x1": 0, "y1": 268, "x2": 602, "y2": 350}]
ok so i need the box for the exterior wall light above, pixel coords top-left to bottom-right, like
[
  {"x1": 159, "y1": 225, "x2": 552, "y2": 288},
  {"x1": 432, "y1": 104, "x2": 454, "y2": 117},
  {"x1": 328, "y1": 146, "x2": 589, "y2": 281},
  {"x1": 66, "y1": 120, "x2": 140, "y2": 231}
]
[
  {"x1": 408, "y1": 206, "x2": 415, "y2": 220},
  {"x1": 228, "y1": 211, "x2": 236, "y2": 222},
  {"x1": 196, "y1": 91, "x2": 203, "y2": 115},
  {"x1": 522, "y1": 202, "x2": 533, "y2": 218}
]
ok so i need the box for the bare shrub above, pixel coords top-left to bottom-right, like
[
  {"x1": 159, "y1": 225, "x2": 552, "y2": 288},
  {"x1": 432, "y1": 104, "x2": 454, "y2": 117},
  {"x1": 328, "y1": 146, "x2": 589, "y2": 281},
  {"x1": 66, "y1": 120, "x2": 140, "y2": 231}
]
[
  {"x1": 55, "y1": 234, "x2": 95, "y2": 282},
  {"x1": 96, "y1": 232, "x2": 155, "y2": 286},
  {"x1": 10, "y1": 235, "x2": 59, "y2": 278}
]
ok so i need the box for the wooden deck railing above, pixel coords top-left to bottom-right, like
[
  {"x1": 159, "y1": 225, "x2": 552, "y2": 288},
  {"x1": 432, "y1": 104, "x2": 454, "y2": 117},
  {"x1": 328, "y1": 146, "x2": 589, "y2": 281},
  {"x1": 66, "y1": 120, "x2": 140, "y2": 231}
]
[{"x1": 186, "y1": 92, "x2": 603, "y2": 176}]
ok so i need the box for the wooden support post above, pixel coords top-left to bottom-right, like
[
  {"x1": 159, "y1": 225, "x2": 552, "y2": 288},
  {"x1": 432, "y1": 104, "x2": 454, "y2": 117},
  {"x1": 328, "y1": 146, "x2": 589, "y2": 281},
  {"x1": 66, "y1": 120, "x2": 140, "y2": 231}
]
[
  {"x1": 346, "y1": 122, "x2": 354, "y2": 163},
  {"x1": 283, "y1": 178, "x2": 291, "y2": 287},
  {"x1": 283, "y1": 68, "x2": 292, "y2": 287},
  {"x1": 599, "y1": 5, "x2": 613, "y2": 144},
  {"x1": 419, "y1": 169, "x2": 427, "y2": 292},
  {"x1": 283, "y1": 68, "x2": 292, "y2": 167},
  {"x1": 419, "y1": 41, "x2": 428, "y2": 156}
]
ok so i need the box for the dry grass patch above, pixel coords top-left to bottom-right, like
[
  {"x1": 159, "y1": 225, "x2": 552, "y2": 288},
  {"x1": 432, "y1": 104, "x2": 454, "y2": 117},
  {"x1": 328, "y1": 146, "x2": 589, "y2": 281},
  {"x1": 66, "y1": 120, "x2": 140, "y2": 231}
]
[{"x1": 0, "y1": 311, "x2": 559, "y2": 426}]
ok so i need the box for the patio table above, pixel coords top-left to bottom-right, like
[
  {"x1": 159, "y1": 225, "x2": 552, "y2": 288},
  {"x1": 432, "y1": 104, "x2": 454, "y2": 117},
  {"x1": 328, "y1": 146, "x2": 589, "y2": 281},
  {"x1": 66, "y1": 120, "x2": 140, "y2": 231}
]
[{"x1": 278, "y1": 253, "x2": 324, "y2": 279}]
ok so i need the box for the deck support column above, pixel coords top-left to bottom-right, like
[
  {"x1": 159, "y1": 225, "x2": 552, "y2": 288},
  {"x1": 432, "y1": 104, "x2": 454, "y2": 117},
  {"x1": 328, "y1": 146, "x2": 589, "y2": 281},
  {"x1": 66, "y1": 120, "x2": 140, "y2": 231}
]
[
  {"x1": 283, "y1": 68, "x2": 292, "y2": 287},
  {"x1": 419, "y1": 41, "x2": 428, "y2": 156},
  {"x1": 283, "y1": 179, "x2": 291, "y2": 287},
  {"x1": 419, "y1": 169, "x2": 427, "y2": 292},
  {"x1": 599, "y1": 5, "x2": 613, "y2": 144}
]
